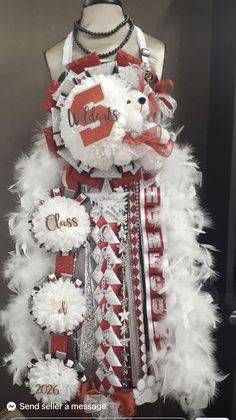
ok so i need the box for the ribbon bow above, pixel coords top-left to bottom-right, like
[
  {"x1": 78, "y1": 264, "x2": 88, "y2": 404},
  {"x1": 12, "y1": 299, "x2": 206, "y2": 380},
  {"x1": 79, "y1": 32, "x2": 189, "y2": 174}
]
[
  {"x1": 123, "y1": 125, "x2": 174, "y2": 157},
  {"x1": 77, "y1": 380, "x2": 136, "y2": 418},
  {"x1": 63, "y1": 163, "x2": 154, "y2": 193}
]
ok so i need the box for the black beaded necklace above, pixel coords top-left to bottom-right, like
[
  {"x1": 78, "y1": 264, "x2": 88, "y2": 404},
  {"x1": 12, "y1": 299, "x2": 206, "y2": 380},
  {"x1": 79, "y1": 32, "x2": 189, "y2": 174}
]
[
  {"x1": 74, "y1": 14, "x2": 130, "y2": 38},
  {"x1": 72, "y1": 16, "x2": 134, "y2": 59}
]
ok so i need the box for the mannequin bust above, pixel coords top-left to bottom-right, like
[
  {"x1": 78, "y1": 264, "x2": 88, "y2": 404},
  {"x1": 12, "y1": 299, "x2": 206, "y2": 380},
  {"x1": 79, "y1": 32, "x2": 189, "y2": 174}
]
[{"x1": 45, "y1": 0, "x2": 165, "y2": 81}]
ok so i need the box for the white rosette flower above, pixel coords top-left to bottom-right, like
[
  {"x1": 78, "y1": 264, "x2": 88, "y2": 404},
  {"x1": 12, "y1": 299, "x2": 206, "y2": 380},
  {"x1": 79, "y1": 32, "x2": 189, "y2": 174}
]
[
  {"x1": 31, "y1": 195, "x2": 90, "y2": 253},
  {"x1": 31, "y1": 278, "x2": 86, "y2": 333},
  {"x1": 28, "y1": 358, "x2": 79, "y2": 404}
]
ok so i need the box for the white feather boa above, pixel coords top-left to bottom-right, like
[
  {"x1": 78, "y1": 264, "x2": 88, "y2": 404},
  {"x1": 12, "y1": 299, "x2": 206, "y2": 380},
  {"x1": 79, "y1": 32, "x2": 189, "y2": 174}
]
[
  {"x1": 1, "y1": 247, "x2": 55, "y2": 385},
  {"x1": 151, "y1": 144, "x2": 223, "y2": 418},
  {"x1": 1, "y1": 129, "x2": 222, "y2": 417},
  {"x1": 1, "y1": 133, "x2": 61, "y2": 385}
]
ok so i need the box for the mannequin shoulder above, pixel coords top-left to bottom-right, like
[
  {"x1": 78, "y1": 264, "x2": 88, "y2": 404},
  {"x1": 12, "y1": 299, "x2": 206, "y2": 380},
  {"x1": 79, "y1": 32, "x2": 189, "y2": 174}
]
[
  {"x1": 143, "y1": 32, "x2": 166, "y2": 80},
  {"x1": 45, "y1": 39, "x2": 65, "y2": 80},
  {"x1": 45, "y1": 32, "x2": 166, "y2": 81}
]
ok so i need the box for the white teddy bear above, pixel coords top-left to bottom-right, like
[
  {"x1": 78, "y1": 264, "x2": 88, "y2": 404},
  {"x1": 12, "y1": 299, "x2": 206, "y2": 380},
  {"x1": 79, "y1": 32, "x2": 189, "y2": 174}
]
[{"x1": 124, "y1": 87, "x2": 175, "y2": 170}]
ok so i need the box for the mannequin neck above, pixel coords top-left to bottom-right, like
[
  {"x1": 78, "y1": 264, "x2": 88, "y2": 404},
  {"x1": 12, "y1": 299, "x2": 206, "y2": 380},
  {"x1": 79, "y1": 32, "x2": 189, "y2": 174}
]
[
  {"x1": 81, "y1": 3, "x2": 125, "y2": 32},
  {"x1": 83, "y1": 0, "x2": 123, "y2": 8}
]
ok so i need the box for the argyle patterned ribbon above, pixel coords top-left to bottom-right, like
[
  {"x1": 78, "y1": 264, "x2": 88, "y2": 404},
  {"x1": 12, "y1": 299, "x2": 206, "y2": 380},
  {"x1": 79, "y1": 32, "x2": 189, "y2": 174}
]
[{"x1": 87, "y1": 187, "x2": 130, "y2": 392}]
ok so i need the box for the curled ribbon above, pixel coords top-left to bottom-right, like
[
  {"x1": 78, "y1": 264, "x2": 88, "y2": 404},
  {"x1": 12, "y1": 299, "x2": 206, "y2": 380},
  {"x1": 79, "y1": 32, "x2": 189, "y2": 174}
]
[
  {"x1": 77, "y1": 381, "x2": 136, "y2": 418},
  {"x1": 153, "y1": 78, "x2": 174, "y2": 95},
  {"x1": 123, "y1": 126, "x2": 174, "y2": 158},
  {"x1": 111, "y1": 387, "x2": 136, "y2": 417}
]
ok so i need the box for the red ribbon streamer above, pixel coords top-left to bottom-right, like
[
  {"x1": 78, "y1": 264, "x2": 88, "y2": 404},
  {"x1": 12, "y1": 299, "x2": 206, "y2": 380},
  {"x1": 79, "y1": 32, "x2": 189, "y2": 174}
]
[
  {"x1": 43, "y1": 127, "x2": 58, "y2": 157},
  {"x1": 55, "y1": 254, "x2": 74, "y2": 277},
  {"x1": 42, "y1": 80, "x2": 60, "y2": 112},
  {"x1": 68, "y1": 52, "x2": 101, "y2": 75}
]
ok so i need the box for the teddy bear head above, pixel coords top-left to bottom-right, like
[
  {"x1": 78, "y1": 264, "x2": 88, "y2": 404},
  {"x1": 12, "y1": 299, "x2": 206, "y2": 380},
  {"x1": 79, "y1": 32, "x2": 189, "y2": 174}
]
[{"x1": 124, "y1": 89, "x2": 150, "y2": 131}]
